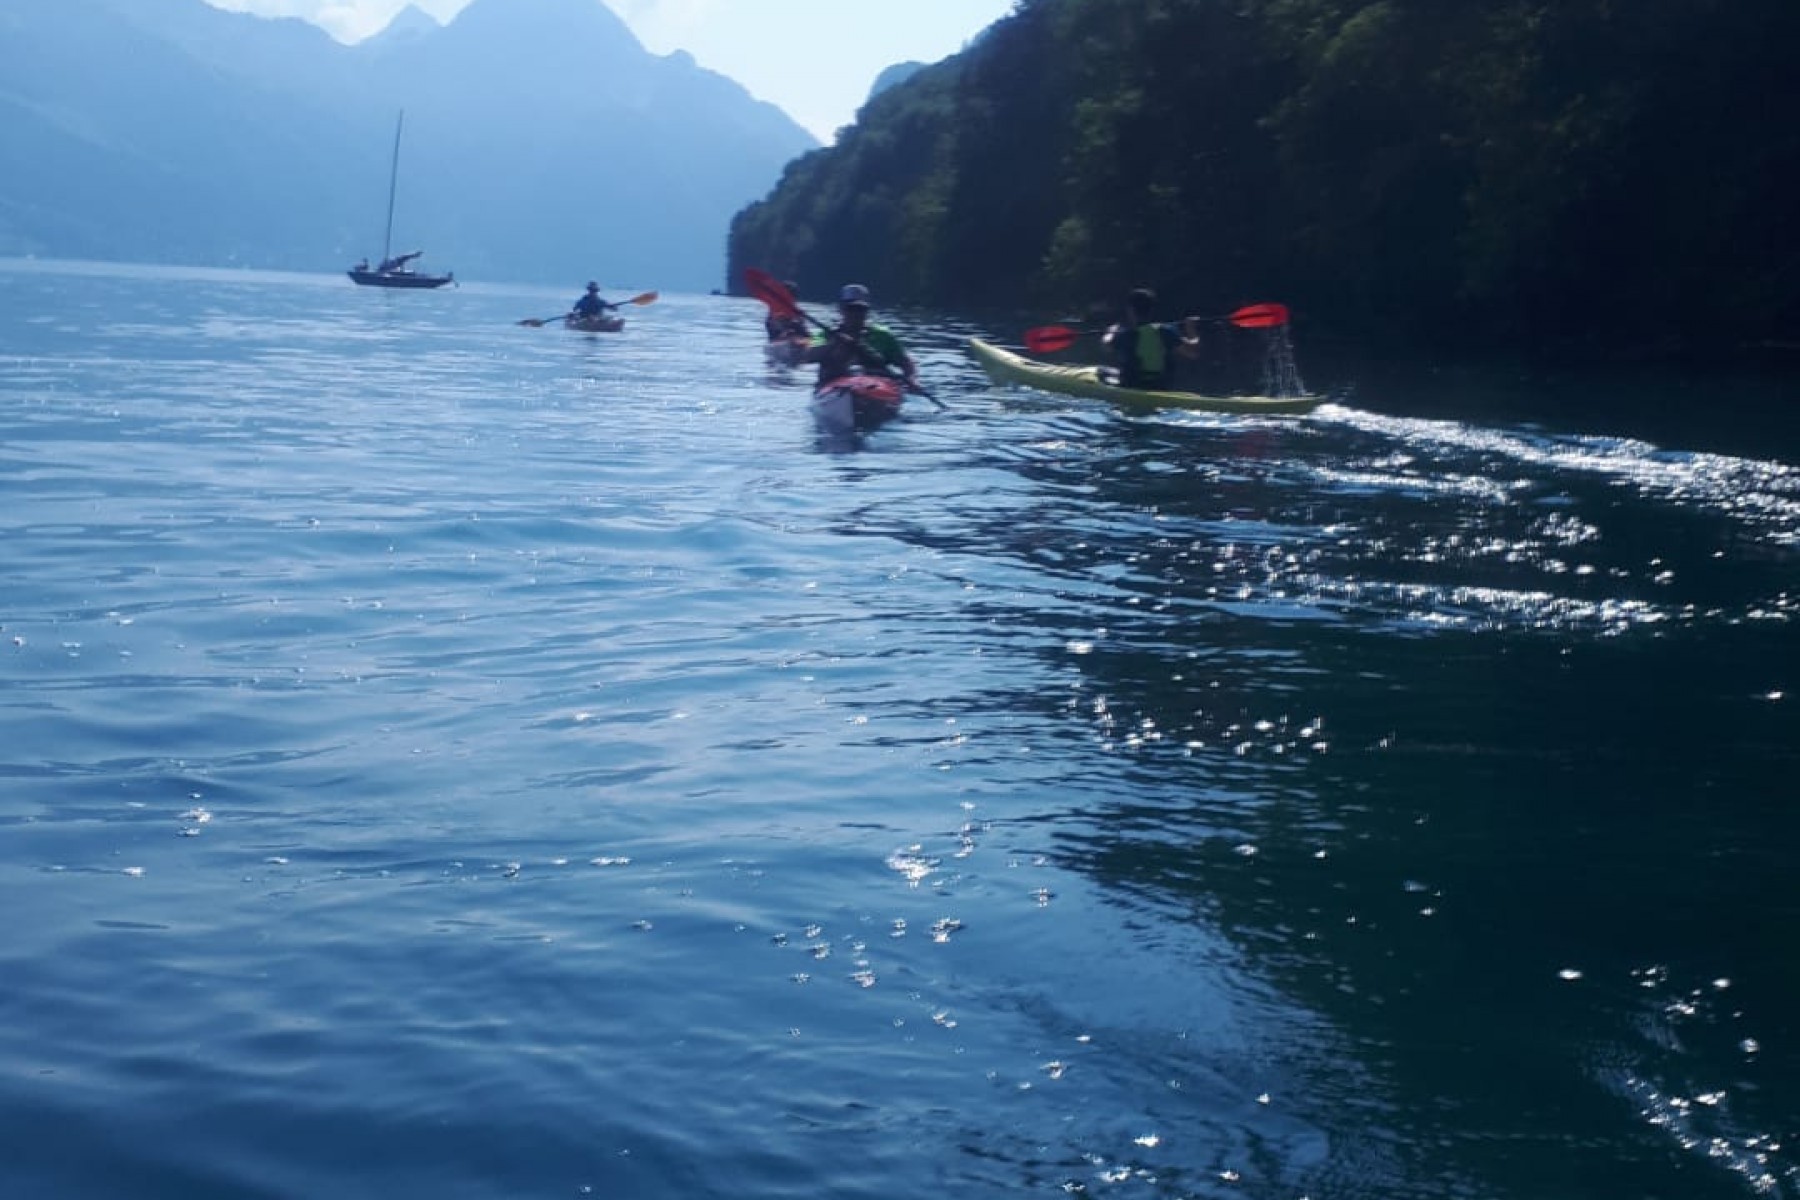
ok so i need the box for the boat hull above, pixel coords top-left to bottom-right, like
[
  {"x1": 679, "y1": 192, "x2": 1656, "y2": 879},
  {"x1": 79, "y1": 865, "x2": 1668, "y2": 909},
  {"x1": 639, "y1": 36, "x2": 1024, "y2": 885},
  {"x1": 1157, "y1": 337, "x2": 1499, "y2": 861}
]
[
  {"x1": 968, "y1": 337, "x2": 1322, "y2": 414},
  {"x1": 348, "y1": 269, "x2": 453, "y2": 289},
  {"x1": 764, "y1": 335, "x2": 809, "y2": 367},
  {"x1": 811, "y1": 374, "x2": 904, "y2": 438},
  {"x1": 565, "y1": 314, "x2": 625, "y2": 333}
]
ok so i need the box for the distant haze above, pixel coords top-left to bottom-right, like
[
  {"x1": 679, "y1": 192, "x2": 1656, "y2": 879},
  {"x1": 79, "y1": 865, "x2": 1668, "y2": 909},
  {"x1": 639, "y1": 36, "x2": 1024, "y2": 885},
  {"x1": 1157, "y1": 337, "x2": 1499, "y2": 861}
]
[
  {"x1": 196, "y1": 0, "x2": 1019, "y2": 143},
  {"x1": 203, "y1": 0, "x2": 469, "y2": 43},
  {"x1": 1, "y1": 0, "x2": 819, "y2": 290}
]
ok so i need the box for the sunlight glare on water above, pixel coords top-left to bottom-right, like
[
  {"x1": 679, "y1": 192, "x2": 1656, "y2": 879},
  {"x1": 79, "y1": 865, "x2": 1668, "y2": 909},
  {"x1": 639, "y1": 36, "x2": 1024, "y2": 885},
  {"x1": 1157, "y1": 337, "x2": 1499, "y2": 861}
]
[{"x1": 1, "y1": 259, "x2": 1796, "y2": 1200}]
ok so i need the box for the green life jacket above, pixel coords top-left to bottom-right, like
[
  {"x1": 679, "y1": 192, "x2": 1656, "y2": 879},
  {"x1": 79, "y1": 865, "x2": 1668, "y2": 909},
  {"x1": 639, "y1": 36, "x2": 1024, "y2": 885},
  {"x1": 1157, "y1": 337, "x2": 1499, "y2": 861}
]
[
  {"x1": 1135, "y1": 324, "x2": 1168, "y2": 378},
  {"x1": 1115, "y1": 323, "x2": 1171, "y2": 387}
]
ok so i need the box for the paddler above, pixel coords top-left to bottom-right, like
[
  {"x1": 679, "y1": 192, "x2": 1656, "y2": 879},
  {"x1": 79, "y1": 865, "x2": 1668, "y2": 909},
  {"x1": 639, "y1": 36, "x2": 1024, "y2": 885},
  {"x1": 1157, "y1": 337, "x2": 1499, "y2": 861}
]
[
  {"x1": 802, "y1": 283, "x2": 918, "y2": 391},
  {"x1": 571, "y1": 281, "x2": 617, "y2": 321},
  {"x1": 764, "y1": 280, "x2": 807, "y2": 341},
  {"x1": 1102, "y1": 287, "x2": 1200, "y2": 389}
]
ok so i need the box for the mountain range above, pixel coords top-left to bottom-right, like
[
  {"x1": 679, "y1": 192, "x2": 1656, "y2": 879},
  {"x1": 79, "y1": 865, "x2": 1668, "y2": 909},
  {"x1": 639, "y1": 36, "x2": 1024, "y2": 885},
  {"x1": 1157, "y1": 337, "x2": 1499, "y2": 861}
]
[{"x1": 0, "y1": 0, "x2": 819, "y2": 291}]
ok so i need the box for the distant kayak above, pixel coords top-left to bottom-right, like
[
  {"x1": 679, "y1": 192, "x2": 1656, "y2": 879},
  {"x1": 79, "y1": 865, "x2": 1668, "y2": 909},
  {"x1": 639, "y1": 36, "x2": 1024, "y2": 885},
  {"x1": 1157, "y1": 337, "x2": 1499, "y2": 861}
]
[
  {"x1": 812, "y1": 373, "x2": 905, "y2": 439},
  {"x1": 968, "y1": 337, "x2": 1323, "y2": 414},
  {"x1": 565, "y1": 314, "x2": 624, "y2": 333},
  {"x1": 764, "y1": 335, "x2": 809, "y2": 368}
]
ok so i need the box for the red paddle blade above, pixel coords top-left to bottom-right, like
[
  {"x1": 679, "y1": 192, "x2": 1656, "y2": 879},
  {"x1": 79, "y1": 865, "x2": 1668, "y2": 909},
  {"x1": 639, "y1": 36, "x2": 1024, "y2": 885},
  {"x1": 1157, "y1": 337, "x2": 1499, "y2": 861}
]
[
  {"x1": 1023, "y1": 325, "x2": 1081, "y2": 353},
  {"x1": 1228, "y1": 302, "x2": 1289, "y2": 328},
  {"x1": 743, "y1": 267, "x2": 801, "y2": 319}
]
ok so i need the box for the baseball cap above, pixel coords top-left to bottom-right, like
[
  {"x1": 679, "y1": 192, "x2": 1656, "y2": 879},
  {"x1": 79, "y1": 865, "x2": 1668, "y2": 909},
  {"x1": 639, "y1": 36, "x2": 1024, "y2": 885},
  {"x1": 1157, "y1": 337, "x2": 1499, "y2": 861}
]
[{"x1": 838, "y1": 283, "x2": 871, "y2": 306}]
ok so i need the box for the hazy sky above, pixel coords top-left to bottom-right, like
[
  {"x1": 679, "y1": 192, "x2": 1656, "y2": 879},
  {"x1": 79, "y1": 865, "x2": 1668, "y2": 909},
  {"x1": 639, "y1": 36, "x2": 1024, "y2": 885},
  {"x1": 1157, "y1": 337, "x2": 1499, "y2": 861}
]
[{"x1": 201, "y1": 0, "x2": 1019, "y2": 142}]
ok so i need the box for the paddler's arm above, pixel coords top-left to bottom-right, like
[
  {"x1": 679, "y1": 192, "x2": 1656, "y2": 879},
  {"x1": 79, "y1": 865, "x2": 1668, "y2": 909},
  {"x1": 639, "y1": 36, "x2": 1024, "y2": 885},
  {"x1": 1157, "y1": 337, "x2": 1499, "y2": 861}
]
[
  {"x1": 892, "y1": 346, "x2": 920, "y2": 390},
  {"x1": 1175, "y1": 317, "x2": 1201, "y2": 359}
]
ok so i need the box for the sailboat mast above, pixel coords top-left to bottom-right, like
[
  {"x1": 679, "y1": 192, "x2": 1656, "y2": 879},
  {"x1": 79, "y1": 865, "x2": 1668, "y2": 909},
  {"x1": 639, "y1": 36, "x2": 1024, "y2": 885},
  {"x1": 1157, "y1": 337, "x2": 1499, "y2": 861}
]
[{"x1": 382, "y1": 109, "x2": 404, "y2": 264}]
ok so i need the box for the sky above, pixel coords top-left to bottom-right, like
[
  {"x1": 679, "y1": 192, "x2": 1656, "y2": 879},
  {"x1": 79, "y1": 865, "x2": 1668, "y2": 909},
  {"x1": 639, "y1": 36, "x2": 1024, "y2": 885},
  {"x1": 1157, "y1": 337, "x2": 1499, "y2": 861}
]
[{"x1": 201, "y1": 0, "x2": 1020, "y2": 143}]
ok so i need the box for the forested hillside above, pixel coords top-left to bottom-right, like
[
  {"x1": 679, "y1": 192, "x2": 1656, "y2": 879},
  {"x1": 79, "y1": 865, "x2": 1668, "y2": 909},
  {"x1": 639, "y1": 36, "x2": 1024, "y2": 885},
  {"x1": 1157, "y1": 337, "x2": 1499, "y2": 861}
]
[{"x1": 728, "y1": 0, "x2": 1800, "y2": 360}]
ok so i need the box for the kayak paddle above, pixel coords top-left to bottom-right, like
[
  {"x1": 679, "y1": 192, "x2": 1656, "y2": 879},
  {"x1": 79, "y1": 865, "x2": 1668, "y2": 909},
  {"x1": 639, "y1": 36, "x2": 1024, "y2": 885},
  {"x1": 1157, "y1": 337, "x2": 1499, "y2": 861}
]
[
  {"x1": 744, "y1": 268, "x2": 805, "y2": 322},
  {"x1": 518, "y1": 291, "x2": 658, "y2": 327},
  {"x1": 1023, "y1": 302, "x2": 1290, "y2": 354}
]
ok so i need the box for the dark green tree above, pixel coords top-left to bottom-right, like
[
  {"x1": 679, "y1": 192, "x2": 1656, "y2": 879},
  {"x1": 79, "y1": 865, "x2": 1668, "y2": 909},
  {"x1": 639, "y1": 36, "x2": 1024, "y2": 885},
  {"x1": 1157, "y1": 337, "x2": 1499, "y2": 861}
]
[{"x1": 729, "y1": 0, "x2": 1800, "y2": 360}]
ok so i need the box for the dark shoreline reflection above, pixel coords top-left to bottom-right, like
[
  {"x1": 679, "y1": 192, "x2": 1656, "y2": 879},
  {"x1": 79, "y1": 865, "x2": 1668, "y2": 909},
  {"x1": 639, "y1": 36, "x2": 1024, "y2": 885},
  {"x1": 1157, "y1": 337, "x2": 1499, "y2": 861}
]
[{"x1": 862, "y1": 400, "x2": 1800, "y2": 1198}]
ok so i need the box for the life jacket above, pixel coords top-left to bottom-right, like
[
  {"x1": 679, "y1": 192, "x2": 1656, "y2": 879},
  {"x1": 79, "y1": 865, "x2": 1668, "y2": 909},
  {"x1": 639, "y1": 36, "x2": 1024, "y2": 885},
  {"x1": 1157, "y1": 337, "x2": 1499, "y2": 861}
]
[{"x1": 1133, "y1": 324, "x2": 1168, "y2": 381}]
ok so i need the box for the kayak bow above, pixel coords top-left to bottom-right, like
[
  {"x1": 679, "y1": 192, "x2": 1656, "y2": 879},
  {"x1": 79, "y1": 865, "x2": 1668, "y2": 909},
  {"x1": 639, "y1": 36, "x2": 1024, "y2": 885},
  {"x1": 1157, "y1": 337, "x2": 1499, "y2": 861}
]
[
  {"x1": 812, "y1": 373, "x2": 905, "y2": 438},
  {"x1": 565, "y1": 314, "x2": 625, "y2": 333}
]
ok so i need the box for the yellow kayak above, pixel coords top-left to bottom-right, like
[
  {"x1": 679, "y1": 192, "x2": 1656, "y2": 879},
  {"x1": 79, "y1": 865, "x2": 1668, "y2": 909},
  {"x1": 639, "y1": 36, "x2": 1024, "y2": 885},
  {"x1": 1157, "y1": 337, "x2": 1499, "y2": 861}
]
[{"x1": 968, "y1": 337, "x2": 1323, "y2": 415}]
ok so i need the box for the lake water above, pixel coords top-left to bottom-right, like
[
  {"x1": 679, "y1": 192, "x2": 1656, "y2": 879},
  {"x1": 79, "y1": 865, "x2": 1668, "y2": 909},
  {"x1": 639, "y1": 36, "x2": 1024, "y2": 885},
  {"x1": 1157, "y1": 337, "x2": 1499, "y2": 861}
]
[{"x1": 2, "y1": 258, "x2": 1796, "y2": 1200}]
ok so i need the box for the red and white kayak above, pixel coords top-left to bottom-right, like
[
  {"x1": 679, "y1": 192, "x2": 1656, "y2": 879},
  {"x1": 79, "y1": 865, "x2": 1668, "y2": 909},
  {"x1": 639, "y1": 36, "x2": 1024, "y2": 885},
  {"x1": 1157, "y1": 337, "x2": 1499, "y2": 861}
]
[{"x1": 811, "y1": 373, "x2": 905, "y2": 438}]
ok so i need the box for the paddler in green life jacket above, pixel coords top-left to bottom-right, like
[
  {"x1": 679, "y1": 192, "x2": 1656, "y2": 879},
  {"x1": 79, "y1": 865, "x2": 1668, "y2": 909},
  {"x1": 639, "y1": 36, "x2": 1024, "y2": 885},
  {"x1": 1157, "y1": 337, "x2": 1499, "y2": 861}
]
[
  {"x1": 1102, "y1": 287, "x2": 1200, "y2": 389},
  {"x1": 803, "y1": 283, "x2": 919, "y2": 389}
]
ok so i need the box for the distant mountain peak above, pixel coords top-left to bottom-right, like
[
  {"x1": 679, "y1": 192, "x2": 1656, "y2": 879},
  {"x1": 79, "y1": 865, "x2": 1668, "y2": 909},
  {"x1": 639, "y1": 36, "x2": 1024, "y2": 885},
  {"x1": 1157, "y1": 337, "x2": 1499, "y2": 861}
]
[
  {"x1": 2, "y1": 0, "x2": 814, "y2": 291},
  {"x1": 450, "y1": 0, "x2": 638, "y2": 46},
  {"x1": 376, "y1": 5, "x2": 442, "y2": 42}
]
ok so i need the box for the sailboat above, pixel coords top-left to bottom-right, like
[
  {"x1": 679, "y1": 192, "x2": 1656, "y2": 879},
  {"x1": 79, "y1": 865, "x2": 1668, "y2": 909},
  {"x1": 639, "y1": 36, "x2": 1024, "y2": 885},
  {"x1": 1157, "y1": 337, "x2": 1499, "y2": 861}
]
[{"x1": 348, "y1": 110, "x2": 454, "y2": 289}]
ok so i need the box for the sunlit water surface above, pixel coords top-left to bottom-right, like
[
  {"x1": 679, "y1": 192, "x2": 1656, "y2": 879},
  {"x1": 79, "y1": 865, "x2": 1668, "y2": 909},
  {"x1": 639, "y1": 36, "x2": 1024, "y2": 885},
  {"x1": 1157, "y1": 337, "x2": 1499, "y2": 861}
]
[{"x1": 2, "y1": 259, "x2": 1797, "y2": 1200}]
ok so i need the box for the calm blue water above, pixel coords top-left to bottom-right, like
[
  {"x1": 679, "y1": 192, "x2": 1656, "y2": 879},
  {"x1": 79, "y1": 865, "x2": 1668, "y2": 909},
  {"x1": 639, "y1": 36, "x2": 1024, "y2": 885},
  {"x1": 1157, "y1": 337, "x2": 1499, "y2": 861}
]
[{"x1": 3, "y1": 258, "x2": 1797, "y2": 1200}]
